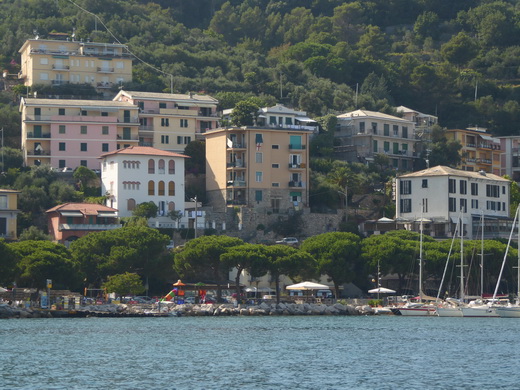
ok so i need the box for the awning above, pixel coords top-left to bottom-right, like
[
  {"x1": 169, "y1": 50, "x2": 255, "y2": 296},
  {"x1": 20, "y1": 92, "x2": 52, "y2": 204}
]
[
  {"x1": 290, "y1": 191, "x2": 302, "y2": 196},
  {"x1": 59, "y1": 211, "x2": 83, "y2": 217},
  {"x1": 97, "y1": 212, "x2": 117, "y2": 217},
  {"x1": 295, "y1": 117, "x2": 316, "y2": 123},
  {"x1": 480, "y1": 135, "x2": 495, "y2": 141}
]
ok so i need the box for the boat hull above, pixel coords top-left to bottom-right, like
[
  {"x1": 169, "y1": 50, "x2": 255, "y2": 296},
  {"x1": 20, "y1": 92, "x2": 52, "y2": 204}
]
[
  {"x1": 461, "y1": 306, "x2": 498, "y2": 317},
  {"x1": 436, "y1": 307, "x2": 463, "y2": 317},
  {"x1": 496, "y1": 306, "x2": 520, "y2": 318},
  {"x1": 394, "y1": 307, "x2": 436, "y2": 316}
]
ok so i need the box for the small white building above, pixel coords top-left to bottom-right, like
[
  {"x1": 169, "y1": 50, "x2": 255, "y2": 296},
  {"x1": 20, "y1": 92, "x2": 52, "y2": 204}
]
[
  {"x1": 395, "y1": 165, "x2": 511, "y2": 239},
  {"x1": 100, "y1": 146, "x2": 190, "y2": 227}
]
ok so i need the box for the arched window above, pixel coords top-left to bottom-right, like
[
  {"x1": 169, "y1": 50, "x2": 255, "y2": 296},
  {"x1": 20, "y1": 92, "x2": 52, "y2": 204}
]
[
  {"x1": 168, "y1": 201, "x2": 175, "y2": 211},
  {"x1": 127, "y1": 198, "x2": 136, "y2": 211},
  {"x1": 148, "y1": 180, "x2": 155, "y2": 195},
  {"x1": 168, "y1": 160, "x2": 175, "y2": 174},
  {"x1": 148, "y1": 159, "x2": 155, "y2": 174},
  {"x1": 158, "y1": 159, "x2": 165, "y2": 174},
  {"x1": 168, "y1": 181, "x2": 175, "y2": 196},
  {"x1": 158, "y1": 181, "x2": 165, "y2": 196}
]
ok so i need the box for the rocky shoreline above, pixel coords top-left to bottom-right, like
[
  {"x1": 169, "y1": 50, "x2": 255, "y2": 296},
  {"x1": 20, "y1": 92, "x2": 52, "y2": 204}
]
[{"x1": 0, "y1": 302, "x2": 380, "y2": 319}]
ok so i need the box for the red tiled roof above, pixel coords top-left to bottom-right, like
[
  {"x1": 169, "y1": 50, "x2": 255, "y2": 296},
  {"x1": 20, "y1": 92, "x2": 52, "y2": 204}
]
[
  {"x1": 46, "y1": 202, "x2": 118, "y2": 214},
  {"x1": 99, "y1": 146, "x2": 188, "y2": 159}
]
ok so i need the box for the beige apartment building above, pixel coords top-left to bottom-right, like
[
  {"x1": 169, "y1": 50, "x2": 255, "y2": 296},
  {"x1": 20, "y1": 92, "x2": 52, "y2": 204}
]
[
  {"x1": 20, "y1": 98, "x2": 139, "y2": 169},
  {"x1": 113, "y1": 90, "x2": 219, "y2": 152},
  {"x1": 18, "y1": 34, "x2": 132, "y2": 93},
  {"x1": 205, "y1": 126, "x2": 311, "y2": 212}
]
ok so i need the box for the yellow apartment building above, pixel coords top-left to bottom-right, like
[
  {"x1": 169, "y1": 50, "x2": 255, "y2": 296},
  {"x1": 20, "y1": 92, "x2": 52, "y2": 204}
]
[
  {"x1": 205, "y1": 126, "x2": 311, "y2": 212},
  {"x1": 18, "y1": 34, "x2": 132, "y2": 93},
  {"x1": 446, "y1": 127, "x2": 501, "y2": 174},
  {"x1": 20, "y1": 98, "x2": 139, "y2": 170},
  {"x1": 0, "y1": 189, "x2": 21, "y2": 240},
  {"x1": 113, "y1": 90, "x2": 219, "y2": 152}
]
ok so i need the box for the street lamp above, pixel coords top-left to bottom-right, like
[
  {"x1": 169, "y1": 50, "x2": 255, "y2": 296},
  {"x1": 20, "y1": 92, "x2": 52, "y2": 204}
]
[{"x1": 190, "y1": 195, "x2": 198, "y2": 239}]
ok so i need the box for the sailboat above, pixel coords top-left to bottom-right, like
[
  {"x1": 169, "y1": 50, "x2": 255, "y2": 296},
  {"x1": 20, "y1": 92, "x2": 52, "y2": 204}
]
[
  {"x1": 436, "y1": 216, "x2": 464, "y2": 317},
  {"x1": 494, "y1": 206, "x2": 520, "y2": 318},
  {"x1": 392, "y1": 216, "x2": 436, "y2": 316}
]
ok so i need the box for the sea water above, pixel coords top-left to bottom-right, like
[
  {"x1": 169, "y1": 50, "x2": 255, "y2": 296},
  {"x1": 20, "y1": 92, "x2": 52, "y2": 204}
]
[{"x1": 1, "y1": 315, "x2": 519, "y2": 389}]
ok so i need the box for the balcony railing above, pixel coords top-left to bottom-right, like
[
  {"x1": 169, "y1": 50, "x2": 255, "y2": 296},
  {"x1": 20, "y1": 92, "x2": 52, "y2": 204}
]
[
  {"x1": 96, "y1": 82, "x2": 113, "y2": 89},
  {"x1": 289, "y1": 163, "x2": 305, "y2": 169},
  {"x1": 116, "y1": 135, "x2": 139, "y2": 141},
  {"x1": 97, "y1": 67, "x2": 114, "y2": 73},
  {"x1": 51, "y1": 80, "x2": 69, "y2": 86},
  {"x1": 27, "y1": 132, "x2": 51, "y2": 138},
  {"x1": 139, "y1": 125, "x2": 154, "y2": 131},
  {"x1": 139, "y1": 141, "x2": 153, "y2": 147},
  {"x1": 289, "y1": 181, "x2": 304, "y2": 187},
  {"x1": 28, "y1": 150, "x2": 51, "y2": 156},
  {"x1": 118, "y1": 117, "x2": 139, "y2": 124},
  {"x1": 227, "y1": 143, "x2": 246, "y2": 149},
  {"x1": 227, "y1": 162, "x2": 245, "y2": 168},
  {"x1": 52, "y1": 64, "x2": 70, "y2": 71},
  {"x1": 289, "y1": 144, "x2": 306, "y2": 150},
  {"x1": 227, "y1": 180, "x2": 246, "y2": 187}
]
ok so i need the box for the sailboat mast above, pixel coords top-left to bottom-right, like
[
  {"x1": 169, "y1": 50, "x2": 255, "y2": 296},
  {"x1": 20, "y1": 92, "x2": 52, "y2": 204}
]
[
  {"x1": 517, "y1": 208, "x2": 520, "y2": 301},
  {"x1": 419, "y1": 217, "x2": 424, "y2": 301},
  {"x1": 481, "y1": 212, "x2": 484, "y2": 299},
  {"x1": 460, "y1": 216, "x2": 465, "y2": 302}
]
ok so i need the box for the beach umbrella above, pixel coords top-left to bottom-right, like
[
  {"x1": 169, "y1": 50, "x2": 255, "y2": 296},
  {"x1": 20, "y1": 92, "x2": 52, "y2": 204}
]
[
  {"x1": 368, "y1": 287, "x2": 396, "y2": 294},
  {"x1": 286, "y1": 281, "x2": 331, "y2": 290}
]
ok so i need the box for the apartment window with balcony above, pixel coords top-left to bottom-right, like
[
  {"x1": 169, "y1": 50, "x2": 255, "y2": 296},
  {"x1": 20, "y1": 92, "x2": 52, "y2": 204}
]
[
  {"x1": 359, "y1": 122, "x2": 365, "y2": 133},
  {"x1": 161, "y1": 118, "x2": 169, "y2": 127},
  {"x1": 102, "y1": 126, "x2": 109, "y2": 135},
  {"x1": 159, "y1": 103, "x2": 167, "y2": 109},
  {"x1": 371, "y1": 122, "x2": 378, "y2": 134},
  {"x1": 256, "y1": 172, "x2": 263, "y2": 182},
  {"x1": 256, "y1": 152, "x2": 263, "y2": 163},
  {"x1": 393, "y1": 125, "x2": 399, "y2": 136},
  {"x1": 402, "y1": 159, "x2": 408, "y2": 170},
  {"x1": 102, "y1": 143, "x2": 109, "y2": 152},
  {"x1": 180, "y1": 119, "x2": 188, "y2": 128},
  {"x1": 402, "y1": 144, "x2": 408, "y2": 154},
  {"x1": 400, "y1": 180, "x2": 412, "y2": 195},
  {"x1": 402, "y1": 126, "x2": 408, "y2": 138},
  {"x1": 460, "y1": 198, "x2": 467, "y2": 213},
  {"x1": 384, "y1": 124, "x2": 390, "y2": 136},
  {"x1": 137, "y1": 101, "x2": 144, "y2": 110},
  {"x1": 80, "y1": 143, "x2": 87, "y2": 152},
  {"x1": 161, "y1": 135, "x2": 169, "y2": 144},
  {"x1": 449, "y1": 197, "x2": 457, "y2": 212},
  {"x1": 81, "y1": 126, "x2": 87, "y2": 134},
  {"x1": 59, "y1": 108, "x2": 65, "y2": 116},
  {"x1": 400, "y1": 199, "x2": 412, "y2": 213},
  {"x1": 59, "y1": 125, "x2": 66, "y2": 134},
  {"x1": 383, "y1": 141, "x2": 390, "y2": 153},
  {"x1": 449, "y1": 179, "x2": 456, "y2": 193},
  {"x1": 59, "y1": 142, "x2": 66, "y2": 151},
  {"x1": 393, "y1": 142, "x2": 399, "y2": 154}
]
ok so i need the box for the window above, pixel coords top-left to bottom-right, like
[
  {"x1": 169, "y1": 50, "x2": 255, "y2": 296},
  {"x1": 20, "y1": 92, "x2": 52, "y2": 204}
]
[
  {"x1": 422, "y1": 199, "x2": 428, "y2": 213},
  {"x1": 40, "y1": 73, "x2": 48, "y2": 80},
  {"x1": 158, "y1": 181, "x2": 165, "y2": 196},
  {"x1": 159, "y1": 103, "x2": 167, "y2": 109},
  {"x1": 59, "y1": 142, "x2": 66, "y2": 151},
  {"x1": 422, "y1": 179, "x2": 428, "y2": 188},
  {"x1": 80, "y1": 143, "x2": 87, "y2": 151},
  {"x1": 102, "y1": 126, "x2": 109, "y2": 135},
  {"x1": 148, "y1": 159, "x2": 155, "y2": 174},
  {"x1": 272, "y1": 183, "x2": 280, "y2": 187},
  {"x1": 486, "y1": 184, "x2": 500, "y2": 198},
  {"x1": 81, "y1": 126, "x2": 87, "y2": 134},
  {"x1": 148, "y1": 180, "x2": 155, "y2": 195},
  {"x1": 460, "y1": 198, "x2": 467, "y2": 213},
  {"x1": 116, "y1": 61, "x2": 124, "y2": 69},
  {"x1": 80, "y1": 160, "x2": 87, "y2": 167},
  {"x1": 449, "y1": 197, "x2": 457, "y2": 212},
  {"x1": 471, "y1": 183, "x2": 478, "y2": 196},
  {"x1": 59, "y1": 125, "x2": 66, "y2": 134},
  {"x1": 161, "y1": 118, "x2": 169, "y2": 127},
  {"x1": 400, "y1": 180, "x2": 412, "y2": 195},
  {"x1": 460, "y1": 180, "x2": 467, "y2": 195},
  {"x1": 127, "y1": 199, "x2": 136, "y2": 211},
  {"x1": 272, "y1": 145, "x2": 279, "y2": 149},
  {"x1": 371, "y1": 122, "x2": 377, "y2": 134},
  {"x1": 383, "y1": 141, "x2": 390, "y2": 152},
  {"x1": 59, "y1": 108, "x2": 65, "y2": 116},
  {"x1": 502, "y1": 186, "x2": 506, "y2": 195},
  {"x1": 255, "y1": 134, "x2": 263, "y2": 144},
  {"x1": 59, "y1": 160, "x2": 66, "y2": 168},
  {"x1": 373, "y1": 140, "x2": 378, "y2": 153},
  {"x1": 272, "y1": 163, "x2": 279, "y2": 168},
  {"x1": 449, "y1": 179, "x2": 456, "y2": 193},
  {"x1": 255, "y1": 190, "x2": 262, "y2": 202},
  {"x1": 158, "y1": 159, "x2": 165, "y2": 174},
  {"x1": 400, "y1": 199, "x2": 412, "y2": 213},
  {"x1": 40, "y1": 58, "x2": 48, "y2": 65},
  {"x1": 393, "y1": 142, "x2": 399, "y2": 154},
  {"x1": 177, "y1": 136, "x2": 182, "y2": 144},
  {"x1": 359, "y1": 122, "x2": 365, "y2": 133},
  {"x1": 161, "y1": 135, "x2": 169, "y2": 144},
  {"x1": 81, "y1": 111, "x2": 87, "y2": 116},
  {"x1": 393, "y1": 125, "x2": 399, "y2": 136},
  {"x1": 402, "y1": 126, "x2": 408, "y2": 138},
  {"x1": 185, "y1": 136, "x2": 191, "y2": 144},
  {"x1": 168, "y1": 181, "x2": 175, "y2": 196},
  {"x1": 384, "y1": 124, "x2": 390, "y2": 136},
  {"x1": 256, "y1": 172, "x2": 263, "y2": 182},
  {"x1": 471, "y1": 199, "x2": 479, "y2": 209},
  {"x1": 0, "y1": 195, "x2": 7, "y2": 209},
  {"x1": 102, "y1": 143, "x2": 109, "y2": 152},
  {"x1": 256, "y1": 153, "x2": 263, "y2": 163},
  {"x1": 180, "y1": 119, "x2": 188, "y2": 128}
]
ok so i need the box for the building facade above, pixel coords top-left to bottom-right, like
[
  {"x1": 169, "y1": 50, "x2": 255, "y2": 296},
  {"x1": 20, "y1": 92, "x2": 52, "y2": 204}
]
[
  {"x1": 20, "y1": 98, "x2": 139, "y2": 170},
  {"x1": 46, "y1": 203, "x2": 120, "y2": 246},
  {"x1": 0, "y1": 189, "x2": 21, "y2": 240},
  {"x1": 335, "y1": 109, "x2": 418, "y2": 171},
  {"x1": 395, "y1": 165, "x2": 510, "y2": 239},
  {"x1": 499, "y1": 136, "x2": 520, "y2": 182},
  {"x1": 18, "y1": 35, "x2": 132, "y2": 93},
  {"x1": 113, "y1": 90, "x2": 219, "y2": 151},
  {"x1": 446, "y1": 127, "x2": 501, "y2": 174},
  {"x1": 99, "y1": 146, "x2": 188, "y2": 225},
  {"x1": 205, "y1": 125, "x2": 311, "y2": 212}
]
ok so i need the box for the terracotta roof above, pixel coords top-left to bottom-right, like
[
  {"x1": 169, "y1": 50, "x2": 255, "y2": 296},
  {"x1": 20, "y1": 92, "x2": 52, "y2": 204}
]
[
  {"x1": 398, "y1": 165, "x2": 509, "y2": 182},
  {"x1": 99, "y1": 146, "x2": 188, "y2": 159},
  {"x1": 46, "y1": 203, "x2": 118, "y2": 214}
]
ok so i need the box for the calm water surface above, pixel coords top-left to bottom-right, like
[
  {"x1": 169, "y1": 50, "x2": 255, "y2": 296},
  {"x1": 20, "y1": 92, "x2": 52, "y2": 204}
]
[{"x1": 1, "y1": 315, "x2": 519, "y2": 389}]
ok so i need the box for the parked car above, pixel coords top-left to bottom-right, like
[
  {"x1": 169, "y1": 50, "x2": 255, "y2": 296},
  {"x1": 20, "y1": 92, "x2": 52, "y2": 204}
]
[{"x1": 276, "y1": 237, "x2": 299, "y2": 245}]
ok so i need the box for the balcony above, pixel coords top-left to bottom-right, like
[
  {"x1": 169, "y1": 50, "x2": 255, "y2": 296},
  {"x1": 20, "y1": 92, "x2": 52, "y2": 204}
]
[
  {"x1": 227, "y1": 180, "x2": 246, "y2": 187},
  {"x1": 289, "y1": 144, "x2": 306, "y2": 150},
  {"x1": 227, "y1": 161, "x2": 246, "y2": 168},
  {"x1": 118, "y1": 117, "x2": 139, "y2": 124},
  {"x1": 97, "y1": 67, "x2": 114, "y2": 73},
  {"x1": 289, "y1": 181, "x2": 304, "y2": 187},
  {"x1": 96, "y1": 81, "x2": 113, "y2": 89},
  {"x1": 139, "y1": 125, "x2": 154, "y2": 132},
  {"x1": 288, "y1": 163, "x2": 305, "y2": 169},
  {"x1": 116, "y1": 135, "x2": 139, "y2": 141},
  {"x1": 27, "y1": 150, "x2": 50, "y2": 156},
  {"x1": 139, "y1": 141, "x2": 153, "y2": 147},
  {"x1": 27, "y1": 132, "x2": 51, "y2": 138},
  {"x1": 227, "y1": 142, "x2": 246, "y2": 149},
  {"x1": 52, "y1": 64, "x2": 70, "y2": 71},
  {"x1": 59, "y1": 223, "x2": 122, "y2": 231},
  {"x1": 51, "y1": 80, "x2": 69, "y2": 86}
]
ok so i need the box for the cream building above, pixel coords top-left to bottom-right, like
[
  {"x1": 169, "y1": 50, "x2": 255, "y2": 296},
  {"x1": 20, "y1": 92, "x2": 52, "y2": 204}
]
[
  {"x1": 499, "y1": 136, "x2": 520, "y2": 182},
  {"x1": 205, "y1": 125, "x2": 311, "y2": 212},
  {"x1": 20, "y1": 98, "x2": 139, "y2": 170},
  {"x1": 113, "y1": 90, "x2": 219, "y2": 151},
  {"x1": 18, "y1": 34, "x2": 132, "y2": 93},
  {"x1": 0, "y1": 189, "x2": 21, "y2": 240},
  {"x1": 335, "y1": 109, "x2": 418, "y2": 171}
]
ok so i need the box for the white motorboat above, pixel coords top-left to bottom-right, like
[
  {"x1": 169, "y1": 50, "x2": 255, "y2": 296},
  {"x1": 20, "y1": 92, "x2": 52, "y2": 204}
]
[
  {"x1": 392, "y1": 302, "x2": 436, "y2": 316},
  {"x1": 461, "y1": 301, "x2": 499, "y2": 317}
]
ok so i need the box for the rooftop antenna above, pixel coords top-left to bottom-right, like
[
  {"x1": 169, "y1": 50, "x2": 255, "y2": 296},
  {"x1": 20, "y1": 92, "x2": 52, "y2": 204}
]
[
  {"x1": 474, "y1": 79, "x2": 478, "y2": 102},
  {"x1": 71, "y1": 27, "x2": 76, "y2": 41},
  {"x1": 33, "y1": 29, "x2": 39, "y2": 39},
  {"x1": 355, "y1": 83, "x2": 359, "y2": 108}
]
